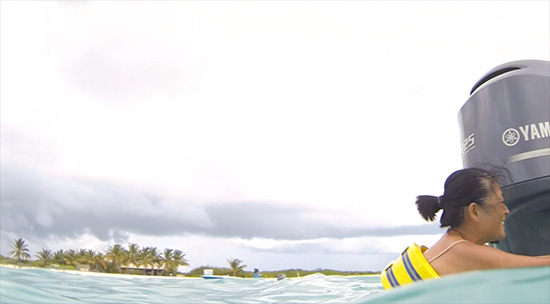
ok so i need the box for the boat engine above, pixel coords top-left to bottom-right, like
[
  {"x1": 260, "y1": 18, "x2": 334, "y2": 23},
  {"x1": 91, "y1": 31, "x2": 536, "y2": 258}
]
[{"x1": 458, "y1": 60, "x2": 550, "y2": 255}]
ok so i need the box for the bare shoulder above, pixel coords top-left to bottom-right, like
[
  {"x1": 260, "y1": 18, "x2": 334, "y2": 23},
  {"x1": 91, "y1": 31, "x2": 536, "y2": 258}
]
[{"x1": 455, "y1": 243, "x2": 550, "y2": 270}]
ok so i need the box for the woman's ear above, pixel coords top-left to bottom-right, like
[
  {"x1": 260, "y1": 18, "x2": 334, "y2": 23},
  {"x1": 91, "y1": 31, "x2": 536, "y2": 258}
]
[{"x1": 466, "y1": 202, "x2": 481, "y2": 222}]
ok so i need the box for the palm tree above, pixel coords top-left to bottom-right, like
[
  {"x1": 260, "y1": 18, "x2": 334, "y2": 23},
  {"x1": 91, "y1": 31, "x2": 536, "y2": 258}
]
[
  {"x1": 53, "y1": 249, "x2": 66, "y2": 266},
  {"x1": 173, "y1": 250, "x2": 188, "y2": 266},
  {"x1": 78, "y1": 249, "x2": 95, "y2": 270},
  {"x1": 149, "y1": 247, "x2": 161, "y2": 276},
  {"x1": 9, "y1": 238, "x2": 31, "y2": 261},
  {"x1": 227, "y1": 258, "x2": 246, "y2": 277},
  {"x1": 139, "y1": 247, "x2": 161, "y2": 275},
  {"x1": 139, "y1": 247, "x2": 152, "y2": 275},
  {"x1": 160, "y1": 248, "x2": 174, "y2": 276},
  {"x1": 126, "y1": 243, "x2": 140, "y2": 274},
  {"x1": 105, "y1": 244, "x2": 127, "y2": 273},
  {"x1": 91, "y1": 251, "x2": 108, "y2": 273},
  {"x1": 138, "y1": 247, "x2": 153, "y2": 275},
  {"x1": 171, "y1": 249, "x2": 189, "y2": 276},
  {"x1": 36, "y1": 249, "x2": 53, "y2": 267},
  {"x1": 64, "y1": 249, "x2": 79, "y2": 267}
]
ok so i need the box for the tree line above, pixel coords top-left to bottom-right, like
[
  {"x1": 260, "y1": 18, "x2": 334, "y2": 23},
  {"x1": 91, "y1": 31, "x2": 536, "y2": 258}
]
[
  {"x1": 3, "y1": 238, "x2": 379, "y2": 277},
  {"x1": 5, "y1": 238, "x2": 189, "y2": 276}
]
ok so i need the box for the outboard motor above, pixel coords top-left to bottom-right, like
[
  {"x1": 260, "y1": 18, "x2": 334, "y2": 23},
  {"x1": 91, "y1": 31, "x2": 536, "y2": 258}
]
[{"x1": 458, "y1": 60, "x2": 550, "y2": 256}]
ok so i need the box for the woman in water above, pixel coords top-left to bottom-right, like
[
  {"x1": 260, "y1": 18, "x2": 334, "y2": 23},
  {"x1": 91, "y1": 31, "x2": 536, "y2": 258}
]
[
  {"x1": 416, "y1": 167, "x2": 550, "y2": 276},
  {"x1": 382, "y1": 167, "x2": 549, "y2": 289}
]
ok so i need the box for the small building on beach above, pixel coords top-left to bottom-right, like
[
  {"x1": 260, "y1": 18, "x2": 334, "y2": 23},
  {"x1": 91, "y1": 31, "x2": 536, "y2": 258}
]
[{"x1": 119, "y1": 264, "x2": 164, "y2": 276}]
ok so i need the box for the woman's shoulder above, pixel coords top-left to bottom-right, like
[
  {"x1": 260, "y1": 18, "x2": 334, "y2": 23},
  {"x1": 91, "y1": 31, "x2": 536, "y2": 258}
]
[
  {"x1": 446, "y1": 242, "x2": 550, "y2": 270},
  {"x1": 425, "y1": 238, "x2": 475, "y2": 275},
  {"x1": 423, "y1": 237, "x2": 469, "y2": 260}
]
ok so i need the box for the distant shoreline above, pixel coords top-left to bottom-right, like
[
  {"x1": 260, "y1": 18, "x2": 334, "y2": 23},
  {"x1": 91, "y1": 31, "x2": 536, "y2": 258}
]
[
  {"x1": 0, "y1": 264, "x2": 197, "y2": 279},
  {"x1": 0, "y1": 264, "x2": 379, "y2": 279}
]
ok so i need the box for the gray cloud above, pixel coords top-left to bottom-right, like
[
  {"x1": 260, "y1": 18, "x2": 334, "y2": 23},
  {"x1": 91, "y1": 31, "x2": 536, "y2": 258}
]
[
  {"x1": 204, "y1": 203, "x2": 440, "y2": 240},
  {"x1": 246, "y1": 242, "x2": 384, "y2": 255},
  {"x1": 0, "y1": 163, "x2": 206, "y2": 242},
  {"x1": 1, "y1": 153, "x2": 440, "y2": 249}
]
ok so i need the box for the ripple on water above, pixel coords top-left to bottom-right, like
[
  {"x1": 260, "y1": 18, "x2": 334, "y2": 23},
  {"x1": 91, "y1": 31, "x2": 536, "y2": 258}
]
[{"x1": 0, "y1": 267, "x2": 383, "y2": 304}]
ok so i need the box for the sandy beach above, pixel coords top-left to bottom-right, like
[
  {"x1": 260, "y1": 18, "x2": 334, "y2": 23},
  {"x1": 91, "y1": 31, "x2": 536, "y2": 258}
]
[{"x1": 0, "y1": 264, "x2": 201, "y2": 280}]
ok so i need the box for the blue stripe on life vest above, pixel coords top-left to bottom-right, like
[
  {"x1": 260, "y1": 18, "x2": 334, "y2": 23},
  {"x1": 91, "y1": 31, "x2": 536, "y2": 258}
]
[
  {"x1": 386, "y1": 266, "x2": 400, "y2": 288},
  {"x1": 403, "y1": 250, "x2": 422, "y2": 281}
]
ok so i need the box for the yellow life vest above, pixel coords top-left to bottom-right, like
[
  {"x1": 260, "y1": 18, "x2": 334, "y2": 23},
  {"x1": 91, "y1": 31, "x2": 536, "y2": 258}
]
[{"x1": 380, "y1": 243, "x2": 440, "y2": 289}]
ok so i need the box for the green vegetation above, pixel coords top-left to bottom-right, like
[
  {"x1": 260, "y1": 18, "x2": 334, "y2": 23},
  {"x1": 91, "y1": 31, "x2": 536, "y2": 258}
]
[
  {"x1": 36, "y1": 249, "x2": 53, "y2": 267},
  {"x1": 2, "y1": 238, "x2": 188, "y2": 276},
  {"x1": 186, "y1": 266, "x2": 378, "y2": 278},
  {"x1": 1, "y1": 238, "x2": 380, "y2": 277},
  {"x1": 9, "y1": 238, "x2": 31, "y2": 262},
  {"x1": 227, "y1": 258, "x2": 246, "y2": 276}
]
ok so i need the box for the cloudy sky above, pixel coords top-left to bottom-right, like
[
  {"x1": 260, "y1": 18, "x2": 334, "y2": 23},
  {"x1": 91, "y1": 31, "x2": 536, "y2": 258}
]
[{"x1": 1, "y1": 1, "x2": 549, "y2": 272}]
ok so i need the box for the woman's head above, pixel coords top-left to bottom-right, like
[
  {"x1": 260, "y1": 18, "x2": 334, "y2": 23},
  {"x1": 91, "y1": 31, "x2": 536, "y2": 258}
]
[{"x1": 416, "y1": 167, "x2": 507, "y2": 230}]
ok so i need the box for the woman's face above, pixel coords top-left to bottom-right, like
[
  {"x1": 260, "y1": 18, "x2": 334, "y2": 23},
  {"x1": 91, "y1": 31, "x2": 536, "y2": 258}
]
[{"x1": 479, "y1": 183, "x2": 509, "y2": 242}]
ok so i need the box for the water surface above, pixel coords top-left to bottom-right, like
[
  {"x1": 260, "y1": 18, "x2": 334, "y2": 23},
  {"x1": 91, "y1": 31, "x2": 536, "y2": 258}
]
[{"x1": 0, "y1": 267, "x2": 384, "y2": 304}]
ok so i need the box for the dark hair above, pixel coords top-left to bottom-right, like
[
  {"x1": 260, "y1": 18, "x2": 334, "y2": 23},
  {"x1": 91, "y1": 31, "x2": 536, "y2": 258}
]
[{"x1": 416, "y1": 167, "x2": 505, "y2": 228}]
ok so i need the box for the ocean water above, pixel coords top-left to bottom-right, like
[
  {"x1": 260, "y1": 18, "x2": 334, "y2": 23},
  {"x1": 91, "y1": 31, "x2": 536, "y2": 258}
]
[{"x1": 0, "y1": 267, "x2": 384, "y2": 304}]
